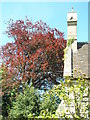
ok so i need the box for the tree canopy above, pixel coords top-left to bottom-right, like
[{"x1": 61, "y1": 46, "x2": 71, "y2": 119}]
[{"x1": 1, "y1": 18, "x2": 66, "y2": 93}]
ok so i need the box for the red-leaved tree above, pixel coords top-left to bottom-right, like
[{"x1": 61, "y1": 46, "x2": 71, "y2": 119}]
[{"x1": 1, "y1": 18, "x2": 66, "y2": 93}]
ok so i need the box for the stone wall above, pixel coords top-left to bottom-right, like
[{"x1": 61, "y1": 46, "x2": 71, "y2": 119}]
[
  {"x1": 63, "y1": 47, "x2": 72, "y2": 77},
  {"x1": 56, "y1": 80, "x2": 90, "y2": 118},
  {"x1": 73, "y1": 44, "x2": 88, "y2": 78},
  {"x1": 88, "y1": 43, "x2": 90, "y2": 77}
]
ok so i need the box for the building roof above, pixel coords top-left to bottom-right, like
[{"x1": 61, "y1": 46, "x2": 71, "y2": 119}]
[
  {"x1": 73, "y1": 42, "x2": 88, "y2": 78},
  {"x1": 77, "y1": 42, "x2": 88, "y2": 49}
]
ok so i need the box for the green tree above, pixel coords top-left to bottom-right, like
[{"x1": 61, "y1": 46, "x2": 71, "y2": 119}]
[{"x1": 9, "y1": 85, "x2": 41, "y2": 119}]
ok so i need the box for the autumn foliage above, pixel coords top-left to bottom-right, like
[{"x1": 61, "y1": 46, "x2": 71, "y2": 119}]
[{"x1": 1, "y1": 18, "x2": 66, "y2": 93}]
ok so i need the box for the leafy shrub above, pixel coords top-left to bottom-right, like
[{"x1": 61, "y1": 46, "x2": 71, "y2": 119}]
[
  {"x1": 38, "y1": 89, "x2": 61, "y2": 118},
  {"x1": 54, "y1": 77, "x2": 89, "y2": 119},
  {"x1": 9, "y1": 85, "x2": 41, "y2": 118}
]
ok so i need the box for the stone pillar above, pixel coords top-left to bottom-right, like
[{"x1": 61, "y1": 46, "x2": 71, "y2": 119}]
[{"x1": 63, "y1": 47, "x2": 72, "y2": 77}]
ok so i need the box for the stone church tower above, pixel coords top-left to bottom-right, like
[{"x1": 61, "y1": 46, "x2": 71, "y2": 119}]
[
  {"x1": 63, "y1": 7, "x2": 77, "y2": 77},
  {"x1": 63, "y1": 7, "x2": 88, "y2": 78},
  {"x1": 60, "y1": 7, "x2": 89, "y2": 118}
]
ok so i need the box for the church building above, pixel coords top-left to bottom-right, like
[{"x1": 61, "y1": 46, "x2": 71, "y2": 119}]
[{"x1": 56, "y1": 8, "x2": 90, "y2": 118}]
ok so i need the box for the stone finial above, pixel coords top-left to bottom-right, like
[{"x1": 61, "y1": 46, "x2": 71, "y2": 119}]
[{"x1": 72, "y1": 6, "x2": 73, "y2": 12}]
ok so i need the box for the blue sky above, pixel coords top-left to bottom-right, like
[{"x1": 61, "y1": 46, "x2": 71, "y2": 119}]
[{"x1": 0, "y1": 2, "x2": 88, "y2": 46}]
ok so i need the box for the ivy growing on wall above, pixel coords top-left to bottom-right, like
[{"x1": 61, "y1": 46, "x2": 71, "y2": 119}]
[{"x1": 67, "y1": 38, "x2": 74, "y2": 47}]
